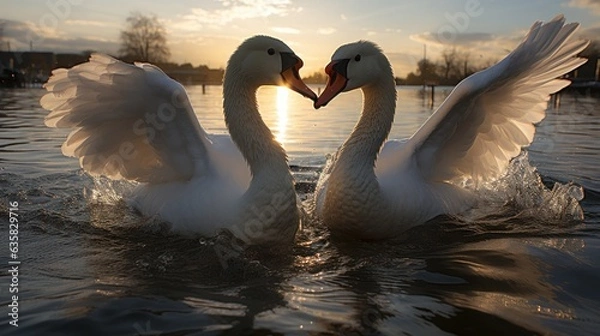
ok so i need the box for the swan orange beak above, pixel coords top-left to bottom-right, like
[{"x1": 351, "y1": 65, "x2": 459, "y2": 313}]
[
  {"x1": 314, "y1": 59, "x2": 349, "y2": 109},
  {"x1": 280, "y1": 53, "x2": 317, "y2": 101}
]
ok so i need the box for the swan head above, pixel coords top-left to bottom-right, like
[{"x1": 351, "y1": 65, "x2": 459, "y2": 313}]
[
  {"x1": 314, "y1": 40, "x2": 392, "y2": 108},
  {"x1": 227, "y1": 35, "x2": 317, "y2": 101}
]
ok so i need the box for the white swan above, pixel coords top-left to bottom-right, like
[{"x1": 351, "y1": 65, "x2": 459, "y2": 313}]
[
  {"x1": 42, "y1": 35, "x2": 317, "y2": 245},
  {"x1": 313, "y1": 15, "x2": 588, "y2": 240}
]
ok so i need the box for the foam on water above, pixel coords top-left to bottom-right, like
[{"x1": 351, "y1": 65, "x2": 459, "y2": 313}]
[
  {"x1": 459, "y1": 151, "x2": 584, "y2": 226},
  {"x1": 80, "y1": 149, "x2": 585, "y2": 239},
  {"x1": 84, "y1": 176, "x2": 136, "y2": 205},
  {"x1": 1, "y1": 87, "x2": 599, "y2": 335}
]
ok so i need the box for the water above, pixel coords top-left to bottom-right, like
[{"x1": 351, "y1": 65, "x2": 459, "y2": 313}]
[{"x1": 0, "y1": 85, "x2": 599, "y2": 335}]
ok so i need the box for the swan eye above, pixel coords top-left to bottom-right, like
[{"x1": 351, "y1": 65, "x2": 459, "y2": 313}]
[
  {"x1": 267, "y1": 48, "x2": 276, "y2": 55},
  {"x1": 354, "y1": 54, "x2": 361, "y2": 62}
]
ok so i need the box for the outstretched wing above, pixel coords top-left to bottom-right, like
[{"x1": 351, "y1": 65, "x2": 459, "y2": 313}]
[
  {"x1": 42, "y1": 54, "x2": 218, "y2": 183},
  {"x1": 394, "y1": 15, "x2": 588, "y2": 185}
]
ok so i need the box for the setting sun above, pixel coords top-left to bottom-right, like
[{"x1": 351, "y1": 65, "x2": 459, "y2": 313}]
[
  {"x1": 1, "y1": 2, "x2": 599, "y2": 335},
  {"x1": 4, "y1": 1, "x2": 599, "y2": 77}
]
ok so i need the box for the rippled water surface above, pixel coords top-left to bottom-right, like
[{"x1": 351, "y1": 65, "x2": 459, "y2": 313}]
[{"x1": 0, "y1": 86, "x2": 599, "y2": 335}]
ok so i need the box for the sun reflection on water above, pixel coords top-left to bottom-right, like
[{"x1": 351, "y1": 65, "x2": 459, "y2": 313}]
[{"x1": 275, "y1": 87, "x2": 289, "y2": 145}]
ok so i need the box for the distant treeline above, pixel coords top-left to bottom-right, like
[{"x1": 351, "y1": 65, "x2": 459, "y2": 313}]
[
  {"x1": 3, "y1": 40, "x2": 597, "y2": 87},
  {"x1": 0, "y1": 51, "x2": 225, "y2": 85},
  {"x1": 302, "y1": 42, "x2": 600, "y2": 86},
  {"x1": 302, "y1": 72, "x2": 328, "y2": 84},
  {"x1": 299, "y1": 49, "x2": 493, "y2": 86},
  {"x1": 151, "y1": 62, "x2": 224, "y2": 85}
]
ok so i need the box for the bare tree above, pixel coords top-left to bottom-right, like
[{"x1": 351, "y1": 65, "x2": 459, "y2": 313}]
[
  {"x1": 401, "y1": 47, "x2": 499, "y2": 85},
  {"x1": 440, "y1": 47, "x2": 457, "y2": 81},
  {"x1": 417, "y1": 58, "x2": 438, "y2": 84},
  {"x1": 450, "y1": 51, "x2": 474, "y2": 79},
  {"x1": 119, "y1": 12, "x2": 170, "y2": 63}
]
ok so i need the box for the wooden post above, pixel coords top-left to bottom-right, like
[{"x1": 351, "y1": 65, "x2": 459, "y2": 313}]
[
  {"x1": 551, "y1": 93, "x2": 561, "y2": 109},
  {"x1": 430, "y1": 84, "x2": 435, "y2": 105}
]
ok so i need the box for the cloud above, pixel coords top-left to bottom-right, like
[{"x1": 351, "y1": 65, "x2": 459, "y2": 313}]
[
  {"x1": 177, "y1": 0, "x2": 300, "y2": 29},
  {"x1": 0, "y1": 18, "x2": 67, "y2": 47},
  {"x1": 385, "y1": 28, "x2": 402, "y2": 34},
  {"x1": 64, "y1": 20, "x2": 117, "y2": 28},
  {"x1": 37, "y1": 36, "x2": 119, "y2": 54},
  {"x1": 271, "y1": 26, "x2": 300, "y2": 34},
  {"x1": 410, "y1": 31, "x2": 494, "y2": 47},
  {"x1": 0, "y1": 19, "x2": 40, "y2": 42},
  {"x1": 317, "y1": 27, "x2": 336, "y2": 35},
  {"x1": 0, "y1": 18, "x2": 118, "y2": 54},
  {"x1": 567, "y1": 0, "x2": 600, "y2": 15},
  {"x1": 407, "y1": 28, "x2": 528, "y2": 68},
  {"x1": 580, "y1": 24, "x2": 600, "y2": 39}
]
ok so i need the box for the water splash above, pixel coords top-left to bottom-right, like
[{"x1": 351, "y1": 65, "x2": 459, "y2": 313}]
[
  {"x1": 460, "y1": 152, "x2": 584, "y2": 226},
  {"x1": 83, "y1": 176, "x2": 137, "y2": 205},
  {"x1": 82, "y1": 176, "x2": 157, "y2": 231}
]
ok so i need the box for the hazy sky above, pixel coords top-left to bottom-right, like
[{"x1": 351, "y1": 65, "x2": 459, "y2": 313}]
[{"x1": 2, "y1": 0, "x2": 600, "y2": 76}]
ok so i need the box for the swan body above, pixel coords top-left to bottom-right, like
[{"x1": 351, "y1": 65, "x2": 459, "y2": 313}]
[
  {"x1": 314, "y1": 15, "x2": 588, "y2": 240},
  {"x1": 42, "y1": 35, "x2": 317, "y2": 245}
]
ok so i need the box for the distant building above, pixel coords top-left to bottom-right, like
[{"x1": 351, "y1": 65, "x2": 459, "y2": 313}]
[
  {"x1": 0, "y1": 58, "x2": 25, "y2": 88},
  {"x1": 565, "y1": 55, "x2": 600, "y2": 95},
  {"x1": 0, "y1": 51, "x2": 54, "y2": 71},
  {"x1": 0, "y1": 51, "x2": 55, "y2": 83},
  {"x1": 570, "y1": 55, "x2": 599, "y2": 80},
  {"x1": 164, "y1": 66, "x2": 224, "y2": 85},
  {"x1": 55, "y1": 53, "x2": 87, "y2": 69},
  {"x1": 0, "y1": 51, "x2": 226, "y2": 86}
]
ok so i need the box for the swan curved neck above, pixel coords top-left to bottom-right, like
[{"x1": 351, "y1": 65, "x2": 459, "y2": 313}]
[
  {"x1": 223, "y1": 72, "x2": 289, "y2": 177},
  {"x1": 338, "y1": 79, "x2": 396, "y2": 168}
]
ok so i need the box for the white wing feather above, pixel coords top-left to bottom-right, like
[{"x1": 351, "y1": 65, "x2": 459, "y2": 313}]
[
  {"x1": 42, "y1": 54, "x2": 228, "y2": 184},
  {"x1": 380, "y1": 15, "x2": 588, "y2": 185}
]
